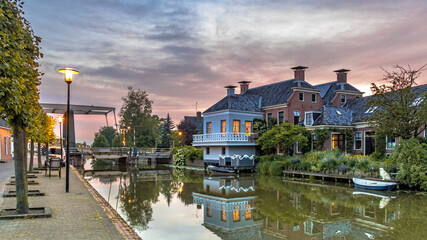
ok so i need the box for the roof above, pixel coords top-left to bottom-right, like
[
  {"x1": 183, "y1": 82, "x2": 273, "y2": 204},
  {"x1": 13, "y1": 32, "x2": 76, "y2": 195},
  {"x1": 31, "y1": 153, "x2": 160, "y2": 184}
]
[
  {"x1": 314, "y1": 81, "x2": 361, "y2": 104},
  {"x1": 183, "y1": 116, "x2": 203, "y2": 132},
  {"x1": 0, "y1": 119, "x2": 11, "y2": 129},
  {"x1": 313, "y1": 106, "x2": 353, "y2": 126},
  {"x1": 204, "y1": 79, "x2": 319, "y2": 113},
  {"x1": 204, "y1": 94, "x2": 262, "y2": 113}
]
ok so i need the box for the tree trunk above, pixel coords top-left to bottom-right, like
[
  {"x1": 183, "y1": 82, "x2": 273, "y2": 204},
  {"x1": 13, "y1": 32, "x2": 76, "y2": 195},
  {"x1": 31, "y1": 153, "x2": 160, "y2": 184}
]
[
  {"x1": 45, "y1": 142, "x2": 49, "y2": 166},
  {"x1": 13, "y1": 119, "x2": 29, "y2": 214},
  {"x1": 29, "y1": 141, "x2": 34, "y2": 172},
  {"x1": 37, "y1": 142, "x2": 42, "y2": 168}
]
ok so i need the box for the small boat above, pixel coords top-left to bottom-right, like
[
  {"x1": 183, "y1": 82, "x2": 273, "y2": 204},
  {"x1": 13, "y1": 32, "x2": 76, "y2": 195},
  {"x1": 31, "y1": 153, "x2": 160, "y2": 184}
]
[
  {"x1": 208, "y1": 165, "x2": 237, "y2": 174},
  {"x1": 353, "y1": 178, "x2": 397, "y2": 191}
]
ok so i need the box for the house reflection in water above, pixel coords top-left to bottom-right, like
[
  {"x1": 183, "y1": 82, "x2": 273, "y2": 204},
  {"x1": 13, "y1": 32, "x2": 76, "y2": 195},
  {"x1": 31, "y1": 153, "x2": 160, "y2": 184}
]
[{"x1": 193, "y1": 176, "x2": 263, "y2": 240}]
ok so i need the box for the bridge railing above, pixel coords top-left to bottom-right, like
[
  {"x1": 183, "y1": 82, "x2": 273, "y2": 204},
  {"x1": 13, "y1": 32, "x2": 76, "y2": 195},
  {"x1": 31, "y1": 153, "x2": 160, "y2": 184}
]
[{"x1": 84, "y1": 147, "x2": 171, "y2": 155}]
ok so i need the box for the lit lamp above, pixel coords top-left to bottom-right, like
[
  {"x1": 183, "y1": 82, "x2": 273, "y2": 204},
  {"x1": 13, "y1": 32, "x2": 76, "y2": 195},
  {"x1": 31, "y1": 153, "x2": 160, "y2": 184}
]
[
  {"x1": 58, "y1": 116, "x2": 63, "y2": 161},
  {"x1": 58, "y1": 67, "x2": 79, "y2": 193}
]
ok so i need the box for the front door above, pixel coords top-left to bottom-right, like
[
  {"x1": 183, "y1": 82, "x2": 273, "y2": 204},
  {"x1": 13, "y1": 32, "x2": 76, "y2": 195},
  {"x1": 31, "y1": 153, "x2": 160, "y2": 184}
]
[{"x1": 365, "y1": 132, "x2": 375, "y2": 155}]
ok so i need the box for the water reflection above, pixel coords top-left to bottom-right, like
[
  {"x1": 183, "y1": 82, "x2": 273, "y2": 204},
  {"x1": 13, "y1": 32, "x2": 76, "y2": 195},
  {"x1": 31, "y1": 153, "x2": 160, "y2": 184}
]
[{"x1": 84, "y1": 159, "x2": 427, "y2": 240}]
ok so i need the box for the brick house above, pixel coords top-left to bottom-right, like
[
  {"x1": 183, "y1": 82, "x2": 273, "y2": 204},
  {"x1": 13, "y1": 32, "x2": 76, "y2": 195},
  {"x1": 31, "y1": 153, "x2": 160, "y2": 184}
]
[
  {"x1": 0, "y1": 119, "x2": 13, "y2": 161},
  {"x1": 193, "y1": 66, "x2": 426, "y2": 165}
]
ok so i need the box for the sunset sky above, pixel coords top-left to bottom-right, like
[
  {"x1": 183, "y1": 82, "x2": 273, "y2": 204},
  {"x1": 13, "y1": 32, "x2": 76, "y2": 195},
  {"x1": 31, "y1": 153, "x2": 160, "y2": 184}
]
[{"x1": 23, "y1": 0, "x2": 427, "y2": 144}]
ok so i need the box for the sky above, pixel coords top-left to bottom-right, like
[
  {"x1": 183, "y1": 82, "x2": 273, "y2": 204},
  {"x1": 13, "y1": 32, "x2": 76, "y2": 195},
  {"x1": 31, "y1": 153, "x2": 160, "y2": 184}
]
[{"x1": 22, "y1": 0, "x2": 427, "y2": 144}]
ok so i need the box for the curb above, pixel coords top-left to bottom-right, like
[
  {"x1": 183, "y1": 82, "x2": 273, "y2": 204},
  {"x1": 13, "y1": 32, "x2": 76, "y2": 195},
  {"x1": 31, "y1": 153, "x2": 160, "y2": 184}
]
[{"x1": 71, "y1": 166, "x2": 141, "y2": 240}]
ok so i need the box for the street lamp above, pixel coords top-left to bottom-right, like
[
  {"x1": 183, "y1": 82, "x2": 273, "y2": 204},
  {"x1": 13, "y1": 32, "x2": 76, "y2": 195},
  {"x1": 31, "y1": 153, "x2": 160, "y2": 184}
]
[
  {"x1": 58, "y1": 67, "x2": 79, "y2": 193},
  {"x1": 58, "y1": 116, "x2": 63, "y2": 161}
]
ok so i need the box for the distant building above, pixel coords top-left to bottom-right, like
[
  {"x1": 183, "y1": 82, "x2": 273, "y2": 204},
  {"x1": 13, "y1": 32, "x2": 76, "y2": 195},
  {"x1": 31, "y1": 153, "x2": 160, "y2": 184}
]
[
  {"x1": 0, "y1": 119, "x2": 13, "y2": 161},
  {"x1": 183, "y1": 111, "x2": 203, "y2": 134},
  {"x1": 193, "y1": 66, "x2": 426, "y2": 165}
]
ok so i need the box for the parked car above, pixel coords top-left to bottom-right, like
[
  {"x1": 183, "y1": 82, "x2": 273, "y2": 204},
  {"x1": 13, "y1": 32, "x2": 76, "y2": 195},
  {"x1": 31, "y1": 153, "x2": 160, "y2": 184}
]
[{"x1": 47, "y1": 147, "x2": 65, "y2": 167}]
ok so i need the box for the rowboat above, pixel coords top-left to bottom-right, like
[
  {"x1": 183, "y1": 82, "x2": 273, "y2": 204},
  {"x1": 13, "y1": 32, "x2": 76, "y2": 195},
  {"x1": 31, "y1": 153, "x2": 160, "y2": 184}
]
[{"x1": 352, "y1": 178, "x2": 397, "y2": 191}]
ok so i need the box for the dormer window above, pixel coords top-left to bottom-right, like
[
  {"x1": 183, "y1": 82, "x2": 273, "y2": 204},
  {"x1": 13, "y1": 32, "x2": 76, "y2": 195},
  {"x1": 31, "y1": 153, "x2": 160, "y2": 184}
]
[
  {"x1": 305, "y1": 113, "x2": 313, "y2": 126},
  {"x1": 365, "y1": 106, "x2": 377, "y2": 113},
  {"x1": 341, "y1": 94, "x2": 346, "y2": 103},
  {"x1": 299, "y1": 92, "x2": 304, "y2": 101}
]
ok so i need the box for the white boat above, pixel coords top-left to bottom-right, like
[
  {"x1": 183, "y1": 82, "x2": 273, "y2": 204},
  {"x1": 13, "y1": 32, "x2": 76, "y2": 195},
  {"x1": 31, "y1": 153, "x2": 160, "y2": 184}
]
[{"x1": 352, "y1": 178, "x2": 397, "y2": 191}]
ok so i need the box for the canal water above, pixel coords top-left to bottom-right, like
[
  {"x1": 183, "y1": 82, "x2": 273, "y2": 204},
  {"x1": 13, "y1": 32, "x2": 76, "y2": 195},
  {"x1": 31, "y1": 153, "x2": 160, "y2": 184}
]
[{"x1": 82, "y1": 159, "x2": 426, "y2": 240}]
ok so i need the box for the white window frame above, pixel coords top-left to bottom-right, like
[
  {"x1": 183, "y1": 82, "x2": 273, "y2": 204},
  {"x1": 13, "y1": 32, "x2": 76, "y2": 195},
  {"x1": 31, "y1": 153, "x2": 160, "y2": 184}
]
[
  {"x1": 341, "y1": 94, "x2": 346, "y2": 103},
  {"x1": 278, "y1": 111, "x2": 284, "y2": 125},
  {"x1": 296, "y1": 142, "x2": 302, "y2": 153},
  {"x1": 299, "y1": 92, "x2": 304, "y2": 102},
  {"x1": 312, "y1": 93, "x2": 316, "y2": 103},
  {"x1": 386, "y1": 136, "x2": 396, "y2": 149},
  {"x1": 354, "y1": 131, "x2": 362, "y2": 150},
  {"x1": 305, "y1": 112, "x2": 313, "y2": 126}
]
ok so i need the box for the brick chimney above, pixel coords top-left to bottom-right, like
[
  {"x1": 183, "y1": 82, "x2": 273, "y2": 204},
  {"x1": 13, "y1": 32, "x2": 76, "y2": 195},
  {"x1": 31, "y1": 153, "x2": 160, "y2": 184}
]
[
  {"x1": 291, "y1": 66, "x2": 308, "y2": 81},
  {"x1": 238, "y1": 81, "x2": 251, "y2": 93},
  {"x1": 196, "y1": 111, "x2": 202, "y2": 120},
  {"x1": 225, "y1": 85, "x2": 237, "y2": 96},
  {"x1": 334, "y1": 69, "x2": 350, "y2": 83}
]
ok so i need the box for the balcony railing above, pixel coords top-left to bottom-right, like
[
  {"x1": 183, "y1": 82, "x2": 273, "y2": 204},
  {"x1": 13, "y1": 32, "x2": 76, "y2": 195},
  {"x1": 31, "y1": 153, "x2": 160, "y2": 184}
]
[{"x1": 193, "y1": 132, "x2": 255, "y2": 143}]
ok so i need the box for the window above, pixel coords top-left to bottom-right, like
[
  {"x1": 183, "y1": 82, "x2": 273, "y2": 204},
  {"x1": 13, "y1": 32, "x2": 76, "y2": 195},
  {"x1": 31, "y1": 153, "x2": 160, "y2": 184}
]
[
  {"x1": 221, "y1": 120, "x2": 226, "y2": 134},
  {"x1": 296, "y1": 142, "x2": 302, "y2": 153},
  {"x1": 332, "y1": 134, "x2": 345, "y2": 152},
  {"x1": 299, "y1": 92, "x2": 304, "y2": 101},
  {"x1": 267, "y1": 112, "x2": 272, "y2": 121},
  {"x1": 245, "y1": 204, "x2": 252, "y2": 220},
  {"x1": 305, "y1": 113, "x2": 313, "y2": 126},
  {"x1": 221, "y1": 205, "x2": 226, "y2": 221},
  {"x1": 245, "y1": 121, "x2": 252, "y2": 134},
  {"x1": 312, "y1": 94, "x2": 316, "y2": 102},
  {"x1": 278, "y1": 111, "x2": 284, "y2": 125},
  {"x1": 386, "y1": 136, "x2": 396, "y2": 149},
  {"x1": 294, "y1": 111, "x2": 300, "y2": 125},
  {"x1": 341, "y1": 94, "x2": 346, "y2": 103},
  {"x1": 206, "y1": 122, "x2": 212, "y2": 134},
  {"x1": 233, "y1": 206, "x2": 240, "y2": 222},
  {"x1": 233, "y1": 120, "x2": 240, "y2": 133},
  {"x1": 207, "y1": 203, "x2": 212, "y2": 217},
  {"x1": 354, "y1": 132, "x2": 362, "y2": 150},
  {"x1": 4, "y1": 136, "x2": 7, "y2": 155},
  {"x1": 206, "y1": 147, "x2": 210, "y2": 155},
  {"x1": 222, "y1": 147, "x2": 226, "y2": 155}
]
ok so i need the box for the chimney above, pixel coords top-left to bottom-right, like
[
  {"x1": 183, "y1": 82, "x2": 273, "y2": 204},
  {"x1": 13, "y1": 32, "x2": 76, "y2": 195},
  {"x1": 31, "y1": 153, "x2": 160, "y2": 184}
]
[
  {"x1": 291, "y1": 66, "x2": 308, "y2": 81},
  {"x1": 196, "y1": 111, "x2": 202, "y2": 120},
  {"x1": 238, "y1": 81, "x2": 251, "y2": 93},
  {"x1": 225, "y1": 85, "x2": 237, "y2": 96},
  {"x1": 334, "y1": 69, "x2": 350, "y2": 83}
]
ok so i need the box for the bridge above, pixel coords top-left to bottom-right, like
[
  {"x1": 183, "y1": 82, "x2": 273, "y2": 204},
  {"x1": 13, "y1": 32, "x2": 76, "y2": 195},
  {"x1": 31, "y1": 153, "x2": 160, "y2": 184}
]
[{"x1": 80, "y1": 147, "x2": 172, "y2": 165}]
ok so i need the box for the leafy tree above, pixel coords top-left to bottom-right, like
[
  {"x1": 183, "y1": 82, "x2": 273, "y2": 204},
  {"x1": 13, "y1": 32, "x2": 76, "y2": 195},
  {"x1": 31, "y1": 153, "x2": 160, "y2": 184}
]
[
  {"x1": 159, "y1": 113, "x2": 174, "y2": 148},
  {"x1": 112, "y1": 135, "x2": 122, "y2": 147},
  {"x1": 177, "y1": 118, "x2": 198, "y2": 146},
  {"x1": 368, "y1": 65, "x2": 427, "y2": 139},
  {"x1": 257, "y1": 122, "x2": 309, "y2": 155},
  {"x1": 95, "y1": 126, "x2": 116, "y2": 147},
  {"x1": 0, "y1": 0, "x2": 43, "y2": 214},
  {"x1": 119, "y1": 87, "x2": 160, "y2": 147},
  {"x1": 92, "y1": 134, "x2": 109, "y2": 147}
]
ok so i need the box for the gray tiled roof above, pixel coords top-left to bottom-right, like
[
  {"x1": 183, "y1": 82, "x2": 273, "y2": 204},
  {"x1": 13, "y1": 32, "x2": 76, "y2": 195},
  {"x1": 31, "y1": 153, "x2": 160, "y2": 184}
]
[
  {"x1": 183, "y1": 116, "x2": 203, "y2": 132},
  {"x1": 314, "y1": 81, "x2": 361, "y2": 104},
  {"x1": 313, "y1": 106, "x2": 353, "y2": 126},
  {"x1": 204, "y1": 79, "x2": 318, "y2": 113},
  {"x1": 0, "y1": 119, "x2": 10, "y2": 128},
  {"x1": 204, "y1": 94, "x2": 262, "y2": 113}
]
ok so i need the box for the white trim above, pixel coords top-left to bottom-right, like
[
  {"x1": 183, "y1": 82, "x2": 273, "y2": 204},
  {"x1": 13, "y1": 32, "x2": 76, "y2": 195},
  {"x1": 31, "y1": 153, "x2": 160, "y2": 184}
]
[
  {"x1": 311, "y1": 93, "x2": 317, "y2": 103},
  {"x1": 385, "y1": 135, "x2": 396, "y2": 150},
  {"x1": 291, "y1": 87, "x2": 321, "y2": 93},
  {"x1": 262, "y1": 104, "x2": 288, "y2": 110},
  {"x1": 203, "y1": 109, "x2": 264, "y2": 117},
  {"x1": 298, "y1": 92, "x2": 304, "y2": 102},
  {"x1": 335, "y1": 90, "x2": 365, "y2": 95},
  {"x1": 277, "y1": 111, "x2": 284, "y2": 125}
]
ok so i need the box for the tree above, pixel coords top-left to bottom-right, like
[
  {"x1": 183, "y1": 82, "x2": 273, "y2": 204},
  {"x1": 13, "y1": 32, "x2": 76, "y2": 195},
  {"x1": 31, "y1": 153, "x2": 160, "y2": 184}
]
[
  {"x1": 159, "y1": 113, "x2": 174, "y2": 148},
  {"x1": 257, "y1": 122, "x2": 309, "y2": 155},
  {"x1": 368, "y1": 65, "x2": 427, "y2": 139},
  {"x1": 112, "y1": 135, "x2": 122, "y2": 147},
  {"x1": 0, "y1": 0, "x2": 43, "y2": 214},
  {"x1": 96, "y1": 126, "x2": 116, "y2": 147},
  {"x1": 177, "y1": 118, "x2": 197, "y2": 146},
  {"x1": 92, "y1": 134, "x2": 109, "y2": 147},
  {"x1": 119, "y1": 87, "x2": 161, "y2": 147}
]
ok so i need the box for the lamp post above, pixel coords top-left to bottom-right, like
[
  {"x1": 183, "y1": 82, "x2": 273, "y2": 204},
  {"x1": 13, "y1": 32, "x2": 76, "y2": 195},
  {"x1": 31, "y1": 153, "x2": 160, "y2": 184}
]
[
  {"x1": 58, "y1": 67, "x2": 79, "y2": 193},
  {"x1": 58, "y1": 116, "x2": 63, "y2": 161}
]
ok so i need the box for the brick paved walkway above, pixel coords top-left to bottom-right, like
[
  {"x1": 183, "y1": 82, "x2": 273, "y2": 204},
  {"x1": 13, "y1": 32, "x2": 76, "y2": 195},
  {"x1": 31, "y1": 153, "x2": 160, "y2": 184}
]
[{"x1": 0, "y1": 157, "x2": 139, "y2": 240}]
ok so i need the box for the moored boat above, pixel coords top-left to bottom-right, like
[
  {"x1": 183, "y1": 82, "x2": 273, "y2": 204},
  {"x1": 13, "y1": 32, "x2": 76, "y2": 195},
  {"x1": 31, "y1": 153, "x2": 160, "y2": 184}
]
[
  {"x1": 352, "y1": 178, "x2": 397, "y2": 191},
  {"x1": 208, "y1": 165, "x2": 238, "y2": 175}
]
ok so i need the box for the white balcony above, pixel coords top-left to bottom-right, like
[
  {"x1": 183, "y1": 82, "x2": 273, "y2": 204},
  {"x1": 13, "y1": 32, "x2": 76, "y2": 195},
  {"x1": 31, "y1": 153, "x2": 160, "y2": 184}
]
[{"x1": 192, "y1": 132, "x2": 256, "y2": 146}]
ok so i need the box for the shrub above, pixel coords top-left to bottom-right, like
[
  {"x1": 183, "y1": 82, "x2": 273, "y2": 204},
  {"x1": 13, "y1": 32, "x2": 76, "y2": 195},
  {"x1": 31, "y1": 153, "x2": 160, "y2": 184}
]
[
  {"x1": 389, "y1": 138, "x2": 427, "y2": 191},
  {"x1": 269, "y1": 161, "x2": 284, "y2": 176},
  {"x1": 172, "y1": 146, "x2": 203, "y2": 166},
  {"x1": 257, "y1": 161, "x2": 270, "y2": 175}
]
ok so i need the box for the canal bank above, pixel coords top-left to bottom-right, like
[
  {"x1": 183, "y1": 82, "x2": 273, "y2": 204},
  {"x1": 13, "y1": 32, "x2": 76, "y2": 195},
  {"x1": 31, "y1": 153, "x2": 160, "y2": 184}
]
[{"x1": 0, "y1": 158, "x2": 140, "y2": 240}]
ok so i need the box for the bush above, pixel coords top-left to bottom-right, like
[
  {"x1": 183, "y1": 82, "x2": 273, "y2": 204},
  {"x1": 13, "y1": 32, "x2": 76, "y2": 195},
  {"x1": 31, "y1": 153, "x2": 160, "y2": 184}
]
[
  {"x1": 269, "y1": 161, "x2": 284, "y2": 176},
  {"x1": 257, "y1": 161, "x2": 270, "y2": 175},
  {"x1": 172, "y1": 146, "x2": 203, "y2": 166},
  {"x1": 389, "y1": 138, "x2": 427, "y2": 191}
]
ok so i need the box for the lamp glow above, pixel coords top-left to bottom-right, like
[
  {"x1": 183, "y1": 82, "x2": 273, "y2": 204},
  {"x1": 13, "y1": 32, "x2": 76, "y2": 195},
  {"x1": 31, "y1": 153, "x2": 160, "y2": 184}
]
[
  {"x1": 58, "y1": 116, "x2": 63, "y2": 123},
  {"x1": 58, "y1": 67, "x2": 79, "y2": 83}
]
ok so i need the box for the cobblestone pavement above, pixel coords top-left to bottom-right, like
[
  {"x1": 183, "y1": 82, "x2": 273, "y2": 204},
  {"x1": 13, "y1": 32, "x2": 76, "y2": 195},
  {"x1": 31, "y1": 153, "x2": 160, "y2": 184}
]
[{"x1": 0, "y1": 157, "x2": 128, "y2": 240}]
